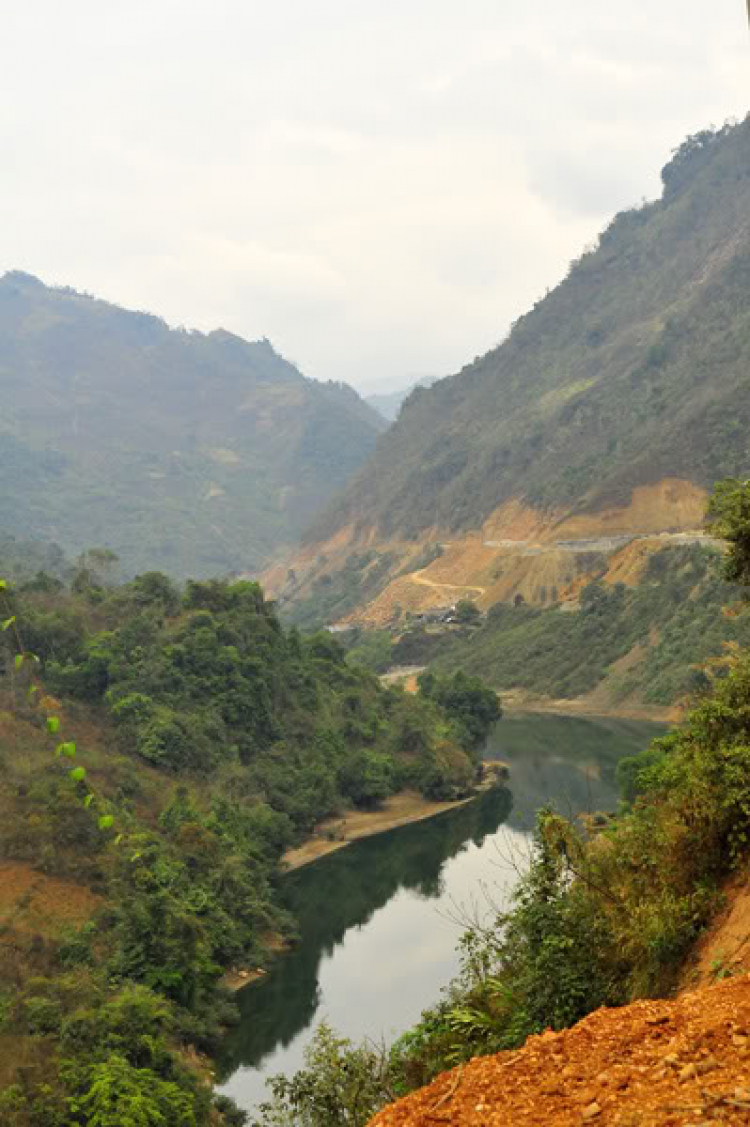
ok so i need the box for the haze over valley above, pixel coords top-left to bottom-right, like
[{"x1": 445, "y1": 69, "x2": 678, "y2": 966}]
[{"x1": 2, "y1": 5, "x2": 750, "y2": 1127}]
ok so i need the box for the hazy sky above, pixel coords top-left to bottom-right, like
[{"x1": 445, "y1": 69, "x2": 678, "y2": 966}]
[{"x1": 1, "y1": 2, "x2": 747, "y2": 391}]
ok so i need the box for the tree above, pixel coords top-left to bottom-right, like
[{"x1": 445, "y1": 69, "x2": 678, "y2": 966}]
[
  {"x1": 708, "y1": 478, "x2": 750, "y2": 589},
  {"x1": 454, "y1": 599, "x2": 481, "y2": 625},
  {"x1": 417, "y1": 670, "x2": 501, "y2": 751},
  {"x1": 255, "y1": 1022, "x2": 392, "y2": 1127}
]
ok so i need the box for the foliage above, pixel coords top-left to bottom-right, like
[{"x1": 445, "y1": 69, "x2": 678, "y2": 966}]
[
  {"x1": 0, "y1": 569, "x2": 484, "y2": 1124},
  {"x1": 708, "y1": 477, "x2": 750, "y2": 589},
  {"x1": 344, "y1": 629, "x2": 393, "y2": 674},
  {"x1": 453, "y1": 598, "x2": 481, "y2": 624},
  {"x1": 252, "y1": 1022, "x2": 393, "y2": 1127},
  {"x1": 417, "y1": 669, "x2": 501, "y2": 751}
]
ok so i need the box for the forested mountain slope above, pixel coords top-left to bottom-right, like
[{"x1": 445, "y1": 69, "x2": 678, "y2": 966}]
[
  {"x1": 308, "y1": 120, "x2": 750, "y2": 547},
  {"x1": 280, "y1": 120, "x2": 750, "y2": 624},
  {"x1": 0, "y1": 272, "x2": 385, "y2": 577}
]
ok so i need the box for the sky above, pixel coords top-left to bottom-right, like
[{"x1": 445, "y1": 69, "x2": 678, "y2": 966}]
[{"x1": 1, "y1": 1, "x2": 747, "y2": 392}]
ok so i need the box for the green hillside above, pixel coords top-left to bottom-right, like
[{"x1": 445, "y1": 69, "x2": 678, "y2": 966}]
[
  {"x1": 420, "y1": 544, "x2": 750, "y2": 705},
  {"x1": 0, "y1": 272, "x2": 385, "y2": 577},
  {"x1": 306, "y1": 120, "x2": 750, "y2": 546},
  {"x1": 0, "y1": 568, "x2": 491, "y2": 1125}
]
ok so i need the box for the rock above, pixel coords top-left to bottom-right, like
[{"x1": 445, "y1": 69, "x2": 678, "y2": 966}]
[
  {"x1": 581, "y1": 1102, "x2": 601, "y2": 1120},
  {"x1": 695, "y1": 1054, "x2": 719, "y2": 1075},
  {"x1": 678, "y1": 1063, "x2": 698, "y2": 1082}
]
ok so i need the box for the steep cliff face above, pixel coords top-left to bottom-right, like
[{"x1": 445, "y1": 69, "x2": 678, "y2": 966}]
[{"x1": 277, "y1": 120, "x2": 750, "y2": 623}]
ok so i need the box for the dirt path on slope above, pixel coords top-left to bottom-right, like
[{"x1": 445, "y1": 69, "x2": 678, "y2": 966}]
[
  {"x1": 410, "y1": 570, "x2": 486, "y2": 596},
  {"x1": 370, "y1": 975, "x2": 750, "y2": 1126}
]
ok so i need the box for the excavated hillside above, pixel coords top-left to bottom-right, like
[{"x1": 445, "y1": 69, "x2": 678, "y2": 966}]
[
  {"x1": 273, "y1": 120, "x2": 750, "y2": 625},
  {"x1": 368, "y1": 975, "x2": 750, "y2": 1126},
  {"x1": 369, "y1": 872, "x2": 750, "y2": 1126}
]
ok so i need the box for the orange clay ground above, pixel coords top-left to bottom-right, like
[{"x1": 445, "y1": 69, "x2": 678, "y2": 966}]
[
  {"x1": 0, "y1": 860, "x2": 101, "y2": 936},
  {"x1": 369, "y1": 975, "x2": 750, "y2": 1126}
]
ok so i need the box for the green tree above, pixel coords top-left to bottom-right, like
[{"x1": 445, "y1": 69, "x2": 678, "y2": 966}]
[
  {"x1": 66, "y1": 1053, "x2": 198, "y2": 1127},
  {"x1": 254, "y1": 1022, "x2": 392, "y2": 1127},
  {"x1": 708, "y1": 477, "x2": 750, "y2": 588},
  {"x1": 454, "y1": 599, "x2": 481, "y2": 624}
]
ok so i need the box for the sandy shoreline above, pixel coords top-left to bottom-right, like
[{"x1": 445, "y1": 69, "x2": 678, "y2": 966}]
[
  {"x1": 498, "y1": 689, "x2": 678, "y2": 724},
  {"x1": 280, "y1": 789, "x2": 478, "y2": 871}
]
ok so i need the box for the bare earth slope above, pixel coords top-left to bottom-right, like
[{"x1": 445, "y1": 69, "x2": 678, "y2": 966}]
[{"x1": 370, "y1": 975, "x2": 750, "y2": 1126}]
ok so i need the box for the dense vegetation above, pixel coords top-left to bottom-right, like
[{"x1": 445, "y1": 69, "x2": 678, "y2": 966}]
[
  {"x1": 254, "y1": 481, "x2": 750, "y2": 1125},
  {"x1": 304, "y1": 119, "x2": 750, "y2": 556},
  {"x1": 0, "y1": 563, "x2": 494, "y2": 1126},
  {"x1": 406, "y1": 544, "x2": 750, "y2": 705},
  {"x1": 0, "y1": 271, "x2": 385, "y2": 577}
]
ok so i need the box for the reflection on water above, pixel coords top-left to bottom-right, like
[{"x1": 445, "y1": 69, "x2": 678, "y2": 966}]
[
  {"x1": 218, "y1": 787, "x2": 512, "y2": 1079},
  {"x1": 487, "y1": 712, "x2": 667, "y2": 832},
  {"x1": 219, "y1": 712, "x2": 667, "y2": 1112}
]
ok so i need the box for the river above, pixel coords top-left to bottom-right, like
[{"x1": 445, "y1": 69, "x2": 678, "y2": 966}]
[{"x1": 218, "y1": 711, "x2": 667, "y2": 1114}]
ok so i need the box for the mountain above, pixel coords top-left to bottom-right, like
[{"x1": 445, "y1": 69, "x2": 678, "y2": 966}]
[
  {"x1": 272, "y1": 119, "x2": 750, "y2": 625},
  {"x1": 0, "y1": 272, "x2": 386, "y2": 577},
  {"x1": 365, "y1": 377, "x2": 438, "y2": 421}
]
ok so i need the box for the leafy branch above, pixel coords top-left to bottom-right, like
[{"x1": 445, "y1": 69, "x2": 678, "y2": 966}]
[{"x1": 0, "y1": 577, "x2": 115, "y2": 833}]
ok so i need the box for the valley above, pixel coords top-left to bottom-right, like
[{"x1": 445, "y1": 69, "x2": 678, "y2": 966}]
[
  {"x1": 219, "y1": 713, "x2": 663, "y2": 1116},
  {"x1": 1, "y1": 95, "x2": 750, "y2": 1127}
]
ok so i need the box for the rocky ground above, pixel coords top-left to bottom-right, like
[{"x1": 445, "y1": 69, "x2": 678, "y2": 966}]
[{"x1": 369, "y1": 975, "x2": 750, "y2": 1126}]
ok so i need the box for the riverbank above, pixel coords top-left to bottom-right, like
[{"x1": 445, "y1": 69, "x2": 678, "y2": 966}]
[
  {"x1": 281, "y1": 791, "x2": 475, "y2": 871},
  {"x1": 282, "y1": 769, "x2": 506, "y2": 872},
  {"x1": 378, "y1": 668, "x2": 678, "y2": 723},
  {"x1": 222, "y1": 773, "x2": 507, "y2": 991},
  {"x1": 498, "y1": 687, "x2": 679, "y2": 724}
]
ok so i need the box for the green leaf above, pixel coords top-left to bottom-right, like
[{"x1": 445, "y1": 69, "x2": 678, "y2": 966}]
[
  {"x1": 69, "y1": 766, "x2": 86, "y2": 782},
  {"x1": 114, "y1": 834, "x2": 123, "y2": 846},
  {"x1": 61, "y1": 741, "x2": 76, "y2": 758},
  {"x1": 2, "y1": 616, "x2": 15, "y2": 631},
  {"x1": 83, "y1": 794, "x2": 94, "y2": 808},
  {"x1": 14, "y1": 653, "x2": 24, "y2": 671},
  {"x1": 98, "y1": 815, "x2": 114, "y2": 830},
  {"x1": 46, "y1": 716, "x2": 60, "y2": 734},
  {"x1": 27, "y1": 685, "x2": 38, "y2": 701},
  {"x1": 0, "y1": 579, "x2": 6, "y2": 590}
]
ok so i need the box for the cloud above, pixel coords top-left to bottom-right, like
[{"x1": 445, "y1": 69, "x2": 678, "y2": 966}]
[{"x1": 0, "y1": 1, "x2": 746, "y2": 391}]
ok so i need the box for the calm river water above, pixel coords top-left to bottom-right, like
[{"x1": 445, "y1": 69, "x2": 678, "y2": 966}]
[{"x1": 219, "y1": 712, "x2": 667, "y2": 1113}]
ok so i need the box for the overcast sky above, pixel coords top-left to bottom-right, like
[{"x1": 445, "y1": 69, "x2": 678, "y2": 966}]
[{"x1": 1, "y1": 2, "x2": 747, "y2": 391}]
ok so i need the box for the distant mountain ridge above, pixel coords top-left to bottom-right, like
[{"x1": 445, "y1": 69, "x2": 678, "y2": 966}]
[
  {"x1": 0, "y1": 272, "x2": 385, "y2": 576},
  {"x1": 365, "y1": 377, "x2": 438, "y2": 421}
]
